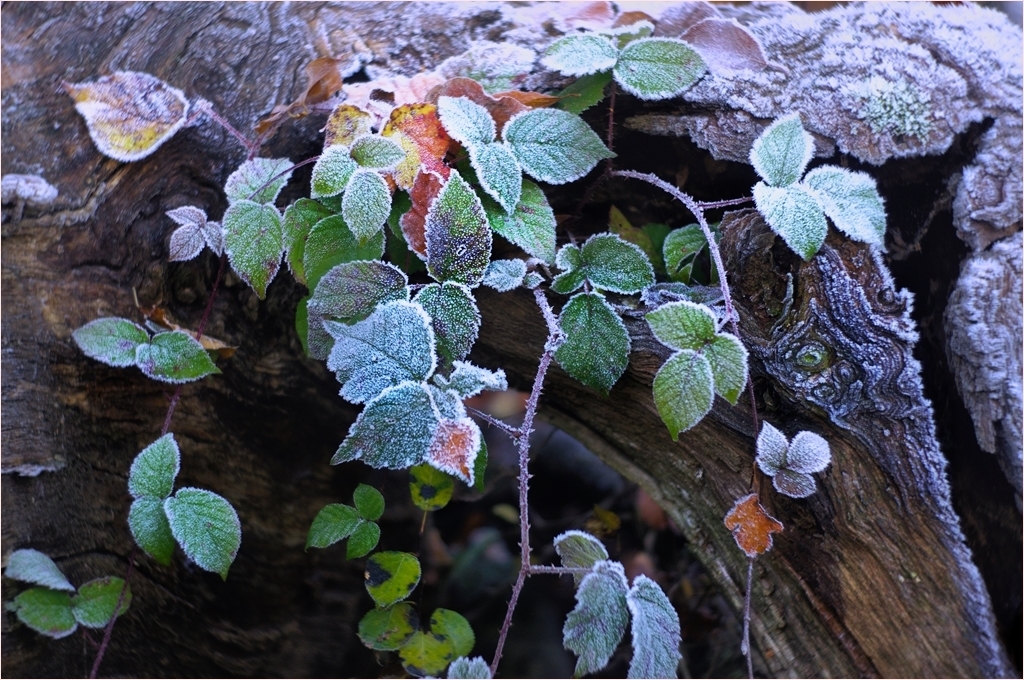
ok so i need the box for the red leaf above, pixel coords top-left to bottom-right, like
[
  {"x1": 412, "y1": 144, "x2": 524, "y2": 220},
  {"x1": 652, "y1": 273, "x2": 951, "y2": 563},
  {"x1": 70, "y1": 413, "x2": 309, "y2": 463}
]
[
  {"x1": 612, "y1": 11, "x2": 656, "y2": 28},
  {"x1": 425, "y1": 418, "x2": 480, "y2": 485},
  {"x1": 382, "y1": 103, "x2": 451, "y2": 190},
  {"x1": 682, "y1": 19, "x2": 769, "y2": 75},
  {"x1": 653, "y1": 2, "x2": 721, "y2": 38},
  {"x1": 400, "y1": 171, "x2": 444, "y2": 259},
  {"x1": 723, "y1": 493, "x2": 783, "y2": 557}
]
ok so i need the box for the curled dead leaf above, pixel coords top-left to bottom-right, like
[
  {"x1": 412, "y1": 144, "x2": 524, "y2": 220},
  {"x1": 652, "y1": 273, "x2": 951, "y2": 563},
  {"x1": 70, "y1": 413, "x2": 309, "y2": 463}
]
[
  {"x1": 134, "y1": 293, "x2": 236, "y2": 359},
  {"x1": 255, "y1": 57, "x2": 343, "y2": 136}
]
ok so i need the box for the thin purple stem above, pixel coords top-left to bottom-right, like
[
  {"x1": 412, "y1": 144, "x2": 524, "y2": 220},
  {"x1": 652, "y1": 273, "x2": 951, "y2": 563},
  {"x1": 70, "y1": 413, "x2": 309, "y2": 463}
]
[
  {"x1": 193, "y1": 105, "x2": 259, "y2": 158},
  {"x1": 89, "y1": 546, "x2": 137, "y2": 679},
  {"x1": 695, "y1": 196, "x2": 754, "y2": 210},
  {"x1": 467, "y1": 407, "x2": 521, "y2": 437},
  {"x1": 741, "y1": 557, "x2": 755, "y2": 679},
  {"x1": 246, "y1": 156, "x2": 319, "y2": 203},
  {"x1": 526, "y1": 565, "x2": 591, "y2": 576}
]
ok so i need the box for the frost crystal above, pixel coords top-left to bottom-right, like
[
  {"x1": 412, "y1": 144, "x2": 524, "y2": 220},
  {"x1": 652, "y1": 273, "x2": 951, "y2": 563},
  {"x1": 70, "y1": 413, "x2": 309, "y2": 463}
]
[{"x1": 848, "y1": 76, "x2": 932, "y2": 141}]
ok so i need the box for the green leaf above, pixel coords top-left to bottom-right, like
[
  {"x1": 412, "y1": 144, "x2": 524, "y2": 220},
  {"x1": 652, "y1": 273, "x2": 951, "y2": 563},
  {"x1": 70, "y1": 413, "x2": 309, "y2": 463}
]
[
  {"x1": 431, "y1": 608, "x2": 475, "y2": 658},
  {"x1": 135, "y1": 331, "x2": 220, "y2": 384},
  {"x1": 556, "y1": 71, "x2": 613, "y2": 115},
  {"x1": 753, "y1": 182, "x2": 828, "y2": 261},
  {"x1": 483, "y1": 178, "x2": 557, "y2": 264},
  {"x1": 353, "y1": 484, "x2": 385, "y2": 521},
  {"x1": 347, "y1": 521, "x2": 381, "y2": 559},
  {"x1": 663, "y1": 224, "x2": 706, "y2": 283},
  {"x1": 223, "y1": 199, "x2": 284, "y2": 298},
  {"x1": 128, "y1": 497, "x2": 175, "y2": 566},
  {"x1": 358, "y1": 602, "x2": 419, "y2": 651},
  {"x1": 437, "y1": 96, "x2": 496, "y2": 147},
  {"x1": 304, "y1": 215, "x2": 387, "y2": 291},
  {"x1": 749, "y1": 113, "x2": 813, "y2": 188},
  {"x1": 653, "y1": 350, "x2": 714, "y2": 440},
  {"x1": 401, "y1": 630, "x2": 455, "y2": 677},
  {"x1": 283, "y1": 198, "x2": 333, "y2": 285},
  {"x1": 554, "y1": 292, "x2": 631, "y2": 394},
  {"x1": 224, "y1": 157, "x2": 293, "y2": 204},
  {"x1": 704, "y1": 333, "x2": 748, "y2": 405},
  {"x1": 305, "y1": 503, "x2": 360, "y2": 550},
  {"x1": 645, "y1": 300, "x2": 717, "y2": 352},
  {"x1": 504, "y1": 108, "x2": 615, "y2": 185},
  {"x1": 71, "y1": 577, "x2": 131, "y2": 628},
  {"x1": 4, "y1": 549, "x2": 74, "y2": 592},
  {"x1": 603, "y1": 19, "x2": 655, "y2": 48},
  {"x1": 425, "y1": 171, "x2": 492, "y2": 286},
  {"x1": 414, "y1": 282, "x2": 481, "y2": 368},
  {"x1": 472, "y1": 438, "x2": 488, "y2": 494},
  {"x1": 8, "y1": 588, "x2": 77, "y2": 639},
  {"x1": 72, "y1": 317, "x2": 149, "y2": 368},
  {"x1": 311, "y1": 145, "x2": 358, "y2": 199},
  {"x1": 551, "y1": 244, "x2": 587, "y2": 295},
  {"x1": 163, "y1": 487, "x2": 242, "y2": 580},
  {"x1": 333, "y1": 381, "x2": 440, "y2": 469},
  {"x1": 563, "y1": 560, "x2": 629, "y2": 677},
  {"x1": 325, "y1": 300, "x2": 436, "y2": 404},
  {"x1": 434, "y1": 361, "x2": 508, "y2": 399},
  {"x1": 542, "y1": 34, "x2": 619, "y2": 77},
  {"x1": 803, "y1": 166, "x2": 886, "y2": 246},
  {"x1": 342, "y1": 169, "x2": 392, "y2": 241},
  {"x1": 410, "y1": 462, "x2": 455, "y2": 511},
  {"x1": 555, "y1": 233, "x2": 655, "y2": 295},
  {"x1": 448, "y1": 656, "x2": 493, "y2": 679},
  {"x1": 470, "y1": 142, "x2": 522, "y2": 215},
  {"x1": 554, "y1": 530, "x2": 609, "y2": 586},
  {"x1": 642, "y1": 222, "x2": 671, "y2": 276},
  {"x1": 626, "y1": 575, "x2": 681, "y2": 679},
  {"x1": 365, "y1": 551, "x2": 421, "y2": 608},
  {"x1": 614, "y1": 37, "x2": 707, "y2": 101},
  {"x1": 351, "y1": 135, "x2": 405, "y2": 169},
  {"x1": 127, "y1": 433, "x2": 180, "y2": 499},
  {"x1": 481, "y1": 258, "x2": 527, "y2": 292}
]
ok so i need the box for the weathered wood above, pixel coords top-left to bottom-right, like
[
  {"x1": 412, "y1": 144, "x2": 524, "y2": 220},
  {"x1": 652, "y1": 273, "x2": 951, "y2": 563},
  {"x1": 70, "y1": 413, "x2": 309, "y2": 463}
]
[{"x1": 2, "y1": 2, "x2": 1019, "y2": 678}]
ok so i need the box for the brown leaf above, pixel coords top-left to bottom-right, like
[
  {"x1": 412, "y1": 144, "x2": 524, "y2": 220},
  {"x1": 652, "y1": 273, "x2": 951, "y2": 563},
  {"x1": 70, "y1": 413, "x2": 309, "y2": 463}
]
[
  {"x1": 426, "y1": 418, "x2": 479, "y2": 485},
  {"x1": 584, "y1": 504, "x2": 621, "y2": 537},
  {"x1": 135, "y1": 298, "x2": 236, "y2": 359},
  {"x1": 653, "y1": 2, "x2": 721, "y2": 37},
  {"x1": 490, "y1": 90, "x2": 560, "y2": 109},
  {"x1": 323, "y1": 104, "x2": 372, "y2": 148},
  {"x1": 682, "y1": 19, "x2": 769, "y2": 75},
  {"x1": 613, "y1": 11, "x2": 656, "y2": 28},
  {"x1": 723, "y1": 493, "x2": 783, "y2": 557},
  {"x1": 425, "y1": 78, "x2": 527, "y2": 137},
  {"x1": 381, "y1": 104, "x2": 451, "y2": 190},
  {"x1": 255, "y1": 57, "x2": 343, "y2": 136},
  {"x1": 400, "y1": 170, "x2": 444, "y2": 258}
]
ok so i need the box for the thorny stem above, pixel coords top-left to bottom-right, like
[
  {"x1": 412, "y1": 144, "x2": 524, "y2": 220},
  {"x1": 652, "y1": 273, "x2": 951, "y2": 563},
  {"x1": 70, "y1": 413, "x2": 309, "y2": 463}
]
[
  {"x1": 742, "y1": 558, "x2": 755, "y2": 679},
  {"x1": 488, "y1": 290, "x2": 563, "y2": 677},
  {"x1": 89, "y1": 546, "x2": 137, "y2": 679}
]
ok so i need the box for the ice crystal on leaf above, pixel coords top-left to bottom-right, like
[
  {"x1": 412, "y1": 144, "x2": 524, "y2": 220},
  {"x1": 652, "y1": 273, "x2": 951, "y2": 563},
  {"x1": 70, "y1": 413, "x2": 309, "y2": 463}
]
[
  {"x1": 128, "y1": 433, "x2": 180, "y2": 500},
  {"x1": 222, "y1": 199, "x2": 284, "y2": 299},
  {"x1": 342, "y1": 168, "x2": 392, "y2": 241},
  {"x1": 503, "y1": 108, "x2": 615, "y2": 185},
  {"x1": 482, "y1": 178, "x2": 557, "y2": 264},
  {"x1": 563, "y1": 560, "x2": 629, "y2": 677},
  {"x1": 625, "y1": 575, "x2": 682, "y2": 679},
  {"x1": 224, "y1": 157, "x2": 293, "y2": 205},
  {"x1": 614, "y1": 37, "x2": 707, "y2": 101},
  {"x1": 542, "y1": 34, "x2": 619, "y2": 77},
  {"x1": 311, "y1": 145, "x2": 358, "y2": 199},
  {"x1": 72, "y1": 317, "x2": 150, "y2": 368},
  {"x1": 425, "y1": 171, "x2": 492, "y2": 287},
  {"x1": 414, "y1": 282, "x2": 481, "y2": 368},
  {"x1": 333, "y1": 381, "x2": 440, "y2": 469},
  {"x1": 481, "y1": 258, "x2": 527, "y2": 292},
  {"x1": 749, "y1": 113, "x2": 813, "y2": 188},
  {"x1": 163, "y1": 487, "x2": 241, "y2": 580},
  {"x1": 4, "y1": 550, "x2": 75, "y2": 593},
  {"x1": 554, "y1": 292, "x2": 631, "y2": 394},
  {"x1": 755, "y1": 423, "x2": 831, "y2": 498},
  {"x1": 551, "y1": 233, "x2": 654, "y2": 295}
]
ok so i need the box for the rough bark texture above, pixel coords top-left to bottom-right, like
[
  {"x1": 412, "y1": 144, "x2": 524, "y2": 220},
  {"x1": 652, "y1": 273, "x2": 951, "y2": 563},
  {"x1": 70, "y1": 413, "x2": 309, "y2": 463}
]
[{"x1": 2, "y1": 2, "x2": 1020, "y2": 678}]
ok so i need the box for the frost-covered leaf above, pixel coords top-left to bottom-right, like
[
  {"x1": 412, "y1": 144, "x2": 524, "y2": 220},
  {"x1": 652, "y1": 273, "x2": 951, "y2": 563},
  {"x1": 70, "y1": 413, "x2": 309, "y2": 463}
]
[
  {"x1": 163, "y1": 487, "x2": 242, "y2": 580},
  {"x1": 556, "y1": 71, "x2": 613, "y2": 115},
  {"x1": 283, "y1": 199, "x2": 334, "y2": 285},
  {"x1": 425, "y1": 418, "x2": 481, "y2": 485},
  {"x1": 504, "y1": 108, "x2": 615, "y2": 185},
  {"x1": 608, "y1": 206, "x2": 659, "y2": 272},
  {"x1": 554, "y1": 530, "x2": 608, "y2": 585},
  {"x1": 448, "y1": 656, "x2": 493, "y2": 679},
  {"x1": 437, "y1": 96, "x2": 496, "y2": 147},
  {"x1": 415, "y1": 282, "x2": 481, "y2": 368},
  {"x1": 749, "y1": 114, "x2": 813, "y2": 188},
  {"x1": 402, "y1": 170, "x2": 444, "y2": 259},
  {"x1": 542, "y1": 34, "x2": 619, "y2": 77},
  {"x1": 135, "y1": 331, "x2": 220, "y2": 383},
  {"x1": 522, "y1": 271, "x2": 543, "y2": 289},
  {"x1": 224, "y1": 157, "x2": 293, "y2": 205},
  {"x1": 614, "y1": 38, "x2": 707, "y2": 101},
  {"x1": 754, "y1": 422, "x2": 789, "y2": 477},
  {"x1": 470, "y1": 142, "x2": 522, "y2": 215},
  {"x1": 554, "y1": 292, "x2": 630, "y2": 394},
  {"x1": 410, "y1": 462, "x2": 455, "y2": 511},
  {"x1": 72, "y1": 317, "x2": 149, "y2": 368},
  {"x1": 481, "y1": 259, "x2": 527, "y2": 292},
  {"x1": 71, "y1": 577, "x2": 131, "y2": 629},
  {"x1": 435, "y1": 361, "x2": 508, "y2": 399},
  {"x1": 425, "y1": 171, "x2": 492, "y2": 286},
  {"x1": 653, "y1": 350, "x2": 713, "y2": 440},
  {"x1": 343, "y1": 169, "x2": 392, "y2": 241},
  {"x1": 128, "y1": 497, "x2": 175, "y2": 566},
  {"x1": 401, "y1": 630, "x2": 455, "y2": 677},
  {"x1": 359, "y1": 602, "x2": 419, "y2": 651},
  {"x1": 551, "y1": 244, "x2": 586, "y2": 295},
  {"x1": 4, "y1": 550, "x2": 74, "y2": 592},
  {"x1": 663, "y1": 224, "x2": 706, "y2": 282},
  {"x1": 347, "y1": 520, "x2": 381, "y2": 559},
  {"x1": 626, "y1": 575, "x2": 681, "y2": 679},
  {"x1": 351, "y1": 135, "x2": 405, "y2": 169},
  {"x1": 323, "y1": 104, "x2": 373, "y2": 148},
  {"x1": 803, "y1": 166, "x2": 886, "y2": 246},
  {"x1": 169, "y1": 224, "x2": 204, "y2": 262},
  {"x1": 602, "y1": 18, "x2": 655, "y2": 48},
  {"x1": 428, "y1": 386, "x2": 468, "y2": 422},
  {"x1": 382, "y1": 103, "x2": 451, "y2": 190},
  {"x1": 353, "y1": 483, "x2": 386, "y2": 522},
  {"x1": 222, "y1": 199, "x2": 284, "y2": 298},
  {"x1": 7, "y1": 588, "x2": 77, "y2": 639},
  {"x1": 772, "y1": 470, "x2": 818, "y2": 499},
  {"x1": 305, "y1": 504, "x2": 360, "y2": 550},
  {"x1": 365, "y1": 551, "x2": 421, "y2": 608},
  {"x1": 64, "y1": 71, "x2": 188, "y2": 163},
  {"x1": 128, "y1": 433, "x2": 180, "y2": 499},
  {"x1": 681, "y1": 18, "x2": 768, "y2": 75},
  {"x1": 311, "y1": 145, "x2": 358, "y2": 199},
  {"x1": 755, "y1": 426, "x2": 830, "y2": 499},
  {"x1": 787, "y1": 432, "x2": 831, "y2": 474},
  {"x1": 325, "y1": 300, "x2": 435, "y2": 404},
  {"x1": 645, "y1": 300, "x2": 716, "y2": 352},
  {"x1": 563, "y1": 560, "x2": 629, "y2": 677},
  {"x1": 429, "y1": 77, "x2": 528, "y2": 133},
  {"x1": 753, "y1": 182, "x2": 827, "y2": 261},
  {"x1": 641, "y1": 282, "x2": 724, "y2": 308},
  {"x1": 333, "y1": 381, "x2": 439, "y2": 469},
  {"x1": 724, "y1": 493, "x2": 783, "y2": 557},
  {"x1": 167, "y1": 205, "x2": 223, "y2": 256},
  {"x1": 439, "y1": 41, "x2": 536, "y2": 94},
  {"x1": 705, "y1": 334, "x2": 748, "y2": 405},
  {"x1": 483, "y1": 178, "x2": 557, "y2": 264},
  {"x1": 305, "y1": 216, "x2": 387, "y2": 293},
  {"x1": 553, "y1": 234, "x2": 655, "y2": 295}
]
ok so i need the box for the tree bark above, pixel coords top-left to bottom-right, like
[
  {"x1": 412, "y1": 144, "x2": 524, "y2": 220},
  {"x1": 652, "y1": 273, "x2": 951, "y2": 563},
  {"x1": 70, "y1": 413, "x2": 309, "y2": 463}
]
[{"x1": 2, "y1": 2, "x2": 1019, "y2": 678}]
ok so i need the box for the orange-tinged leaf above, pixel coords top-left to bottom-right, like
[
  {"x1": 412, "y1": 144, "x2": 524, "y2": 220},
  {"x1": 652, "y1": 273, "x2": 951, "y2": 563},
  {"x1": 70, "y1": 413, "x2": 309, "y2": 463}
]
[
  {"x1": 613, "y1": 11, "x2": 656, "y2": 28},
  {"x1": 400, "y1": 171, "x2": 444, "y2": 258},
  {"x1": 425, "y1": 418, "x2": 480, "y2": 485},
  {"x1": 323, "y1": 104, "x2": 372, "y2": 148},
  {"x1": 135, "y1": 298, "x2": 236, "y2": 359},
  {"x1": 491, "y1": 90, "x2": 560, "y2": 109},
  {"x1": 64, "y1": 71, "x2": 189, "y2": 163},
  {"x1": 256, "y1": 57, "x2": 343, "y2": 136},
  {"x1": 723, "y1": 493, "x2": 783, "y2": 558},
  {"x1": 426, "y1": 78, "x2": 527, "y2": 137},
  {"x1": 382, "y1": 104, "x2": 451, "y2": 190}
]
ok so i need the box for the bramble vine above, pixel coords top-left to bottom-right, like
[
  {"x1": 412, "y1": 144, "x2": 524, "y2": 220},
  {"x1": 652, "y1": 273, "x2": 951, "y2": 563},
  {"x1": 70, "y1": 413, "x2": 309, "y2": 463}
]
[{"x1": 4, "y1": 14, "x2": 890, "y2": 679}]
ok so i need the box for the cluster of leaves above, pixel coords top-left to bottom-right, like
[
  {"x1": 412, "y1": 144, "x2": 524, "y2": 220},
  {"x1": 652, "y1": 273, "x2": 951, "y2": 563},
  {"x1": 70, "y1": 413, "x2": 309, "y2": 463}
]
[{"x1": 4, "y1": 550, "x2": 131, "y2": 639}]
